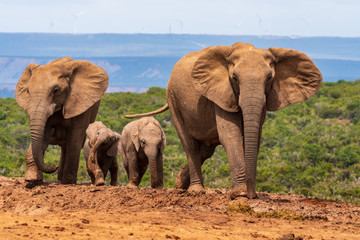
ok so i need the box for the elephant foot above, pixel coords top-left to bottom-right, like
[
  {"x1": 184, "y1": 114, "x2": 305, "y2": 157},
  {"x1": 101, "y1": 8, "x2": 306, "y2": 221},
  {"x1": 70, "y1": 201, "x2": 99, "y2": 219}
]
[
  {"x1": 246, "y1": 190, "x2": 258, "y2": 199},
  {"x1": 25, "y1": 180, "x2": 43, "y2": 189},
  {"x1": 229, "y1": 183, "x2": 247, "y2": 200},
  {"x1": 246, "y1": 181, "x2": 258, "y2": 199},
  {"x1": 152, "y1": 184, "x2": 165, "y2": 190},
  {"x1": 188, "y1": 184, "x2": 206, "y2": 195},
  {"x1": 126, "y1": 182, "x2": 139, "y2": 189},
  {"x1": 93, "y1": 171, "x2": 105, "y2": 186},
  {"x1": 175, "y1": 168, "x2": 190, "y2": 190},
  {"x1": 24, "y1": 167, "x2": 43, "y2": 183},
  {"x1": 59, "y1": 179, "x2": 77, "y2": 185},
  {"x1": 95, "y1": 178, "x2": 105, "y2": 186},
  {"x1": 110, "y1": 181, "x2": 117, "y2": 186}
]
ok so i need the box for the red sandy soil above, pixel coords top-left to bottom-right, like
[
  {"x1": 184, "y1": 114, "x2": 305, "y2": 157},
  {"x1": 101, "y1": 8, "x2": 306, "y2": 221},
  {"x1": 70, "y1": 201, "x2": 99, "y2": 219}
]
[{"x1": 0, "y1": 176, "x2": 359, "y2": 239}]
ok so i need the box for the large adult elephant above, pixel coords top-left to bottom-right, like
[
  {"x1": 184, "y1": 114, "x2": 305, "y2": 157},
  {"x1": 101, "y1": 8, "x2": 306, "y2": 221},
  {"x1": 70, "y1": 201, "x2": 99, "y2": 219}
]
[
  {"x1": 15, "y1": 57, "x2": 108, "y2": 185},
  {"x1": 126, "y1": 43, "x2": 322, "y2": 198}
]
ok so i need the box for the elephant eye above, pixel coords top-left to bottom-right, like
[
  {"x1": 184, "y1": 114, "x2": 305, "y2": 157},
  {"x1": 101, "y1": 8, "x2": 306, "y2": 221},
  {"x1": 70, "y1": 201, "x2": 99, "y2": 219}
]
[
  {"x1": 52, "y1": 87, "x2": 61, "y2": 95},
  {"x1": 266, "y1": 74, "x2": 273, "y2": 82},
  {"x1": 26, "y1": 88, "x2": 30, "y2": 94},
  {"x1": 233, "y1": 75, "x2": 239, "y2": 83},
  {"x1": 141, "y1": 140, "x2": 146, "y2": 145}
]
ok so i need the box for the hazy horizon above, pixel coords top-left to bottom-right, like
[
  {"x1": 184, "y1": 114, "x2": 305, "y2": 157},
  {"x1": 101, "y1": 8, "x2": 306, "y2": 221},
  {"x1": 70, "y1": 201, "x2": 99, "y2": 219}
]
[{"x1": 1, "y1": 1, "x2": 359, "y2": 37}]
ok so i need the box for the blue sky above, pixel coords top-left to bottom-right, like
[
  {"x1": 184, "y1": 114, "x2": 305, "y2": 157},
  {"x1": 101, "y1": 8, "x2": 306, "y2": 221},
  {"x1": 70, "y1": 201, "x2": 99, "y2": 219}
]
[{"x1": 0, "y1": 0, "x2": 359, "y2": 36}]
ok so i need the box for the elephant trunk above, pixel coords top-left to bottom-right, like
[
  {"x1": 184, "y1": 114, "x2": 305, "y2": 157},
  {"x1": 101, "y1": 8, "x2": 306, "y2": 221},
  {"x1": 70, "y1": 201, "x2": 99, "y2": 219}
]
[
  {"x1": 89, "y1": 137, "x2": 107, "y2": 186},
  {"x1": 90, "y1": 136, "x2": 106, "y2": 164},
  {"x1": 239, "y1": 93, "x2": 265, "y2": 198},
  {"x1": 146, "y1": 147, "x2": 163, "y2": 189},
  {"x1": 29, "y1": 105, "x2": 58, "y2": 174}
]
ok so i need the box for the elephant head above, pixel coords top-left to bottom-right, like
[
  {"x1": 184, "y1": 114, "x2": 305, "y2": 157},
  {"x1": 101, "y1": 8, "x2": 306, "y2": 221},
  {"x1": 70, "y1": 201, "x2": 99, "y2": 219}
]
[
  {"x1": 192, "y1": 43, "x2": 322, "y2": 197},
  {"x1": 131, "y1": 117, "x2": 166, "y2": 188},
  {"x1": 15, "y1": 57, "x2": 109, "y2": 174},
  {"x1": 86, "y1": 121, "x2": 121, "y2": 160}
]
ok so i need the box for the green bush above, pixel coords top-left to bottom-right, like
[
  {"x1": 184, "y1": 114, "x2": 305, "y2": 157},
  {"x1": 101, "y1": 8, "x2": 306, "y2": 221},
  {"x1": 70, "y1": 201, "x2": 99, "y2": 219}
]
[
  {"x1": 335, "y1": 144, "x2": 360, "y2": 168},
  {"x1": 294, "y1": 188, "x2": 313, "y2": 197},
  {"x1": 0, "y1": 81, "x2": 359, "y2": 206}
]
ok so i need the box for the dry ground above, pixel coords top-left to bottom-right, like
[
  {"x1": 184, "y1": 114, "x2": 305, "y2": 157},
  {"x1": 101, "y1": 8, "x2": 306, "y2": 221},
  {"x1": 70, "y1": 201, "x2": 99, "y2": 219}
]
[{"x1": 0, "y1": 176, "x2": 359, "y2": 239}]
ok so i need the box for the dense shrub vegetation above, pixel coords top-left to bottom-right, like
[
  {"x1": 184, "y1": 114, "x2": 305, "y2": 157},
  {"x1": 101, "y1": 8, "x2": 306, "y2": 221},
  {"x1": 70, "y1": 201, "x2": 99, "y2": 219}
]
[{"x1": 0, "y1": 80, "x2": 359, "y2": 205}]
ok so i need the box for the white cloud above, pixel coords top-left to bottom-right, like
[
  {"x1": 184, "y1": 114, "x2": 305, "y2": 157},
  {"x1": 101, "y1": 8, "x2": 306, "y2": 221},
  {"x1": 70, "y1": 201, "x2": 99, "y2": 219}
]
[{"x1": 137, "y1": 68, "x2": 163, "y2": 79}]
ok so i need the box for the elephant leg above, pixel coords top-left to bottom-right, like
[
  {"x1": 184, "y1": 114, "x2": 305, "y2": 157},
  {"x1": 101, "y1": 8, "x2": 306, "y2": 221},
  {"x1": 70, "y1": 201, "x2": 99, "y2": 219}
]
[
  {"x1": 24, "y1": 143, "x2": 43, "y2": 182},
  {"x1": 60, "y1": 103, "x2": 99, "y2": 184},
  {"x1": 175, "y1": 144, "x2": 217, "y2": 190},
  {"x1": 61, "y1": 127, "x2": 86, "y2": 184},
  {"x1": 186, "y1": 146, "x2": 205, "y2": 193},
  {"x1": 90, "y1": 153, "x2": 105, "y2": 186},
  {"x1": 215, "y1": 106, "x2": 246, "y2": 197},
  {"x1": 87, "y1": 168, "x2": 96, "y2": 184},
  {"x1": 169, "y1": 104, "x2": 204, "y2": 192},
  {"x1": 84, "y1": 153, "x2": 93, "y2": 184},
  {"x1": 153, "y1": 155, "x2": 164, "y2": 189},
  {"x1": 57, "y1": 145, "x2": 67, "y2": 182},
  {"x1": 94, "y1": 169, "x2": 105, "y2": 186},
  {"x1": 175, "y1": 165, "x2": 189, "y2": 190},
  {"x1": 137, "y1": 159, "x2": 148, "y2": 187},
  {"x1": 126, "y1": 150, "x2": 142, "y2": 188},
  {"x1": 122, "y1": 153, "x2": 130, "y2": 178},
  {"x1": 109, "y1": 158, "x2": 118, "y2": 186},
  {"x1": 84, "y1": 149, "x2": 97, "y2": 185}
]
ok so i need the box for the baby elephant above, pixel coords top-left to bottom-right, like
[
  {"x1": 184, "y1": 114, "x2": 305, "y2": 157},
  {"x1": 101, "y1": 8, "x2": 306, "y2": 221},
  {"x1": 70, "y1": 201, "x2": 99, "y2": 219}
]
[
  {"x1": 121, "y1": 117, "x2": 166, "y2": 189},
  {"x1": 84, "y1": 122, "x2": 121, "y2": 186}
]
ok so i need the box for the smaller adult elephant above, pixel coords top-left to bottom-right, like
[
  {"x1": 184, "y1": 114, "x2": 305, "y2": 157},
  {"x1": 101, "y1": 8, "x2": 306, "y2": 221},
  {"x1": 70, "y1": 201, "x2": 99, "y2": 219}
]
[
  {"x1": 84, "y1": 122, "x2": 121, "y2": 186},
  {"x1": 120, "y1": 117, "x2": 166, "y2": 189},
  {"x1": 15, "y1": 57, "x2": 108, "y2": 185}
]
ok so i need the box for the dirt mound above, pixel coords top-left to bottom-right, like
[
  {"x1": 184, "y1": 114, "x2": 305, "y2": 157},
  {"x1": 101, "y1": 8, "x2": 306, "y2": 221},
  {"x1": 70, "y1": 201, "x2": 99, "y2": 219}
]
[{"x1": 1, "y1": 176, "x2": 359, "y2": 239}]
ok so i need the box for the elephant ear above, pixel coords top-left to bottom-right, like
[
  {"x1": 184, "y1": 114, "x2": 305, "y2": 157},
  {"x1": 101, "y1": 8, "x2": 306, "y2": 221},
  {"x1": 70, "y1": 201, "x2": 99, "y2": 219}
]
[
  {"x1": 160, "y1": 127, "x2": 166, "y2": 152},
  {"x1": 117, "y1": 139, "x2": 123, "y2": 156},
  {"x1": 107, "y1": 132, "x2": 121, "y2": 157},
  {"x1": 130, "y1": 121, "x2": 141, "y2": 152},
  {"x1": 153, "y1": 119, "x2": 166, "y2": 152},
  {"x1": 131, "y1": 118, "x2": 150, "y2": 152},
  {"x1": 192, "y1": 46, "x2": 239, "y2": 112},
  {"x1": 15, "y1": 63, "x2": 39, "y2": 112},
  {"x1": 50, "y1": 56, "x2": 73, "y2": 65},
  {"x1": 62, "y1": 60, "x2": 109, "y2": 119},
  {"x1": 267, "y1": 48, "x2": 322, "y2": 111},
  {"x1": 86, "y1": 121, "x2": 106, "y2": 146}
]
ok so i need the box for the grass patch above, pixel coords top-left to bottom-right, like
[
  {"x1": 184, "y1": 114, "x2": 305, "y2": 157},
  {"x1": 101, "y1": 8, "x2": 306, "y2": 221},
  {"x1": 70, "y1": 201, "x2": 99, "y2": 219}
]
[
  {"x1": 227, "y1": 202, "x2": 255, "y2": 215},
  {"x1": 227, "y1": 203, "x2": 305, "y2": 221}
]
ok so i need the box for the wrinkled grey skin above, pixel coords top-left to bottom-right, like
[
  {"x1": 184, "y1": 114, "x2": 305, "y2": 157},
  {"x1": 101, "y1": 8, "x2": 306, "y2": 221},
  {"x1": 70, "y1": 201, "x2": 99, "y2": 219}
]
[
  {"x1": 84, "y1": 122, "x2": 121, "y2": 186},
  {"x1": 120, "y1": 117, "x2": 166, "y2": 189}
]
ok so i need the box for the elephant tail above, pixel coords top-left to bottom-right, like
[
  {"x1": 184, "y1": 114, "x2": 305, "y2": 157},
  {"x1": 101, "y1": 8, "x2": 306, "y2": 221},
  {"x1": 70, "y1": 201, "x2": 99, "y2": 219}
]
[{"x1": 125, "y1": 103, "x2": 169, "y2": 119}]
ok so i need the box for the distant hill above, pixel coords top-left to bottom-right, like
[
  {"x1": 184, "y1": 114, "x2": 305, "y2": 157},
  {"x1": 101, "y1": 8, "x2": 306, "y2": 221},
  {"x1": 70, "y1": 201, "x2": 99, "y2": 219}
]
[
  {"x1": 0, "y1": 56, "x2": 180, "y2": 96},
  {"x1": 2, "y1": 33, "x2": 360, "y2": 59},
  {"x1": 0, "y1": 33, "x2": 359, "y2": 97}
]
